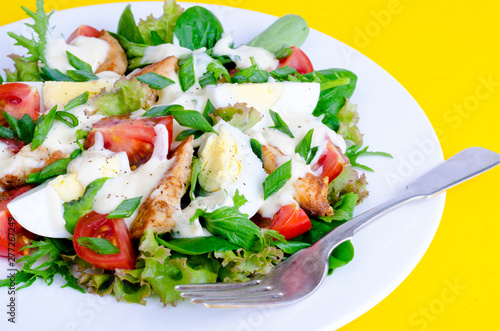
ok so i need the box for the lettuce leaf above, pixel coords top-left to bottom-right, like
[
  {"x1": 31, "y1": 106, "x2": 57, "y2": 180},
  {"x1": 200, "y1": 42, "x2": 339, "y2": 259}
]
[
  {"x1": 337, "y1": 99, "x2": 363, "y2": 145},
  {"x1": 210, "y1": 103, "x2": 263, "y2": 132},
  {"x1": 138, "y1": 0, "x2": 184, "y2": 45},
  {"x1": 328, "y1": 164, "x2": 368, "y2": 205},
  {"x1": 8, "y1": 55, "x2": 41, "y2": 81},
  {"x1": 94, "y1": 78, "x2": 153, "y2": 116}
]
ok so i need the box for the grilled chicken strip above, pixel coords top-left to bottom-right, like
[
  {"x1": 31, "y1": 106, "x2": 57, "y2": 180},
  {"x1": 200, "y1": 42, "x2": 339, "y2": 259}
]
[
  {"x1": 262, "y1": 144, "x2": 333, "y2": 217},
  {"x1": 128, "y1": 56, "x2": 178, "y2": 78},
  {"x1": 129, "y1": 136, "x2": 194, "y2": 239},
  {"x1": 95, "y1": 30, "x2": 128, "y2": 76}
]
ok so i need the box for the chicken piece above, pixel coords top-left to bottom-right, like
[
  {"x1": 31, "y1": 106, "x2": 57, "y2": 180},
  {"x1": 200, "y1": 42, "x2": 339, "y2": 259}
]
[
  {"x1": 262, "y1": 144, "x2": 333, "y2": 217},
  {"x1": 0, "y1": 147, "x2": 67, "y2": 190},
  {"x1": 128, "y1": 56, "x2": 178, "y2": 78},
  {"x1": 129, "y1": 136, "x2": 194, "y2": 239},
  {"x1": 95, "y1": 30, "x2": 128, "y2": 76}
]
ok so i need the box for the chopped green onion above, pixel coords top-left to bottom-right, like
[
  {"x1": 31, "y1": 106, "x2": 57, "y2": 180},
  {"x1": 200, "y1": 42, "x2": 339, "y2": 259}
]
[
  {"x1": 175, "y1": 129, "x2": 204, "y2": 141},
  {"x1": 75, "y1": 129, "x2": 89, "y2": 152},
  {"x1": 269, "y1": 110, "x2": 294, "y2": 138},
  {"x1": 26, "y1": 157, "x2": 72, "y2": 184},
  {"x1": 0, "y1": 126, "x2": 14, "y2": 139},
  {"x1": 202, "y1": 99, "x2": 215, "y2": 125},
  {"x1": 207, "y1": 60, "x2": 230, "y2": 82},
  {"x1": 189, "y1": 157, "x2": 202, "y2": 200},
  {"x1": 55, "y1": 111, "x2": 79, "y2": 128},
  {"x1": 295, "y1": 129, "x2": 314, "y2": 163},
  {"x1": 31, "y1": 106, "x2": 57, "y2": 150},
  {"x1": 169, "y1": 110, "x2": 217, "y2": 134},
  {"x1": 66, "y1": 70, "x2": 99, "y2": 82},
  {"x1": 76, "y1": 237, "x2": 120, "y2": 255},
  {"x1": 199, "y1": 72, "x2": 217, "y2": 88},
  {"x1": 64, "y1": 92, "x2": 89, "y2": 112},
  {"x1": 178, "y1": 55, "x2": 195, "y2": 92},
  {"x1": 41, "y1": 67, "x2": 74, "y2": 82},
  {"x1": 18, "y1": 114, "x2": 35, "y2": 144},
  {"x1": 136, "y1": 72, "x2": 175, "y2": 90},
  {"x1": 262, "y1": 159, "x2": 292, "y2": 200},
  {"x1": 307, "y1": 146, "x2": 319, "y2": 165},
  {"x1": 66, "y1": 51, "x2": 93, "y2": 73},
  {"x1": 142, "y1": 104, "x2": 184, "y2": 117},
  {"x1": 2, "y1": 111, "x2": 22, "y2": 139},
  {"x1": 274, "y1": 45, "x2": 293, "y2": 59},
  {"x1": 107, "y1": 197, "x2": 142, "y2": 219},
  {"x1": 250, "y1": 138, "x2": 263, "y2": 161}
]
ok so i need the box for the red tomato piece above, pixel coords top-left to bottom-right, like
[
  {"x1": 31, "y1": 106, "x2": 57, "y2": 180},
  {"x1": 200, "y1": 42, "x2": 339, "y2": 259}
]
[
  {"x1": 73, "y1": 212, "x2": 136, "y2": 270},
  {"x1": 0, "y1": 83, "x2": 40, "y2": 127},
  {"x1": 0, "y1": 138, "x2": 25, "y2": 154},
  {"x1": 268, "y1": 204, "x2": 311, "y2": 240},
  {"x1": 312, "y1": 138, "x2": 349, "y2": 183},
  {"x1": 67, "y1": 25, "x2": 101, "y2": 43},
  {"x1": 0, "y1": 185, "x2": 36, "y2": 257},
  {"x1": 85, "y1": 115, "x2": 173, "y2": 168},
  {"x1": 278, "y1": 46, "x2": 314, "y2": 75}
]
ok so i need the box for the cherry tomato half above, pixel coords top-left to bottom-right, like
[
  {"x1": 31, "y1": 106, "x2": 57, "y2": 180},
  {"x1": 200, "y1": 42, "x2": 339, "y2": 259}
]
[
  {"x1": 312, "y1": 138, "x2": 349, "y2": 183},
  {"x1": 73, "y1": 212, "x2": 135, "y2": 270},
  {"x1": 85, "y1": 115, "x2": 173, "y2": 168},
  {"x1": 0, "y1": 83, "x2": 40, "y2": 127},
  {"x1": 67, "y1": 25, "x2": 101, "y2": 43},
  {"x1": 0, "y1": 185, "x2": 35, "y2": 257},
  {"x1": 269, "y1": 204, "x2": 311, "y2": 240},
  {"x1": 278, "y1": 46, "x2": 314, "y2": 75}
]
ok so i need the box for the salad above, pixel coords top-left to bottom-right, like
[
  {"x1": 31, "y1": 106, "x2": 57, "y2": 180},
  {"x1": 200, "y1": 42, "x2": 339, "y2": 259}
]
[{"x1": 0, "y1": 0, "x2": 388, "y2": 306}]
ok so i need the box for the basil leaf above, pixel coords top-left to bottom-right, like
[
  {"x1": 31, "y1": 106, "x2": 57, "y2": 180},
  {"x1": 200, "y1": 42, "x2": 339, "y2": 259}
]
[
  {"x1": 269, "y1": 110, "x2": 294, "y2": 138},
  {"x1": 295, "y1": 129, "x2": 313, "y2": 162},
  {"x1": 64, "y1": 92, "x2": 89, "y2": 112},
  {"x1": 66, "y1": 51, "x2": 93, "y2": 73},
  {"x1": 276, "y1": 241, "x2": 311, "y2": 254},
  {"x1": 189, "y1": 157, "x2": 202, "y2": 200},
  {"x1": 270, "y1": 66, "x2": 297, "y2": 79},
  {"x1": 156, "y1": 235, "x2": 238, "y2": 255},
  {"x1": 117, "y1": 4, "x2": 145, "y2": 44},
  {"x1": 169, "y1": 110, "x2": 217, "y2": 134},
  {"x1": 142, "y1": 104, "x2": 184, "y2": 117},
  {"x1": 250, "y1": 138, "x2": 263, "y2": 161},
  {"x1": 31, "y1": 106, "x2": 57, "y2": 150},
  {"x1": 178, "y1": 55, "x2": 195, "y2": 92},
  {"x1": 136, "y1": 72, "x2": 175, "y2": 90},
  {"x1": 202, "y1": 99, "x2": 215, "y2": 125},
  {"x1": 55, "y1": 111, "x2": 79, "y2": 128},
  {"x1": 63, "y1": 177, "x2": 109, "y2": 234},
  {"x1": 106, "y1": 197, "x2": 142, "y2": 219},
  {"x1": 175, "y1": 129, "x2": 203, "y2": 142},
  {"x1": 76, "y1": 237, "x2": 120, "y2": 255},
  {"x1": 174, "y1": 6, "x2": 223, "y2": 50},
  {"x1": 0, "y1": 126, "x2": 14, "y2": 139},
  {"x1": 199, "y1": 72, "x2": 217, "y2": 88},
  {"x1": 66, "y1": 70, "x2": 98, "y2": 82},
  {"x1": 262, "y1": 159, "x2": 292, "y2": 200}
]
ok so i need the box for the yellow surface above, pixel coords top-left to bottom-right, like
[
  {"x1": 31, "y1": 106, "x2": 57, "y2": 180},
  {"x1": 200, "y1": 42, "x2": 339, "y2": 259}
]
[{"x1": 2, "y1": 0, "x2": 499, "y2": 330}]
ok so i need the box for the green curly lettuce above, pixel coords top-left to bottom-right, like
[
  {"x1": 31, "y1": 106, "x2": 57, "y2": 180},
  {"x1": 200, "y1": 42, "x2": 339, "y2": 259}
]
[
  {"x1": 337, "y1": 99, "x2": 363, "y2": 145},
  {"x1": 138, "y1": 0, "x2": 184, "y2": 45},
  {"x1": 328, "y1": 164, "x2": 368, "y2": 205},
  {"x1": 94, "y1": 78, "x2": 153, "y2": 116}
]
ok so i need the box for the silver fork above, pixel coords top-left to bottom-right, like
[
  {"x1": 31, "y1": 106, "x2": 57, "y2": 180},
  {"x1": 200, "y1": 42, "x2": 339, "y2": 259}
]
[{"x1": 175, "y1": 147, "x2": 500, "y2": 307}]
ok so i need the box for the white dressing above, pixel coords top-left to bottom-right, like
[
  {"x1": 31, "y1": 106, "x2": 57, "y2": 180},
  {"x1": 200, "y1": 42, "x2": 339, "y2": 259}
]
[
  {"x1": 141, "y1": 44, "x2": 192, "y2": 64},
  {"x1": 45, "y1": 36, "x2": 110, "y2": 74}
]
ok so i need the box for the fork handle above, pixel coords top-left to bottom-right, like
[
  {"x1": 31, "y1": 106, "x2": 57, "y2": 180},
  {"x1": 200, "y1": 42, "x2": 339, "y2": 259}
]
[{"x1": 316, "y1": 147, "x2": 500, "y2": 258}]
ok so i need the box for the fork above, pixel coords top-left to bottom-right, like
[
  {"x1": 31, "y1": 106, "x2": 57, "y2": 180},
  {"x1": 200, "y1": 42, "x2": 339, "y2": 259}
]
[{"x1": 175, "y1": 147, "x2": 500, "y2": 308}]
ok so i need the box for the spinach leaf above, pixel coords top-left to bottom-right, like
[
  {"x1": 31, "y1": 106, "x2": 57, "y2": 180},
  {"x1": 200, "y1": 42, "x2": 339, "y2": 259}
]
[
  {"x1": 117, "y1": 4, "x2": 145, "y2": 44},
  {"x1": 156, "y1": 236, "x2": 239, "y2": 255},
  {"x1": 276, "y1": 241, "x2": 311, "y2": 254},
  {"x1": 174, "y1": 6, "x2": 223, "y2": 50},
  {"x1": 328, "y1": 241, "x2": 354, "y2": 274}
]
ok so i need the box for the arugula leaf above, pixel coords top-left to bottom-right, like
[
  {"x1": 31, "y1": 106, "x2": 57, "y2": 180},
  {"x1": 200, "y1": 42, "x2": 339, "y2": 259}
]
[
  {"x1": 174, "y1": 6, "x2": 223, "y2": 50},
  {"x1": 136, "y1": 72, "x2": 175, "y2": 89},
  {"x1": 31, "y1": 106, "x2": 57, "y2": 150},
  {"x1": 76, "y1": 237, "x2": 121, "y2": 254},
  {"x1": 262, "y1": 159, "x2": 292, "y2": 200},
  {"x1": 106, "y1": 197, "x2": 142, "y2": 218},
  {"x1": 7, "y1": 0, "x2": 53, "y2": 64},
  {"x1": 156, "y1": 235, "x2": 239, "y2": 255},
  {"x1": 0, "y1": 238, "x2": 84, "y2": 293},
  {"x1": 63, "y1": 178, "x2": 109, "y2": 234},
  {"x1": 269, "y1": 110, "x2": 294, "y2": 138},
  {"x1": 178, "y1": 55, "x2": 195, "y2": 92},
  {"x1": 345, "y1": 144, "x2": 393, "y2": 172},
  {"x1": 117, "y1": 4, "x2": 145, "y2": 44}
]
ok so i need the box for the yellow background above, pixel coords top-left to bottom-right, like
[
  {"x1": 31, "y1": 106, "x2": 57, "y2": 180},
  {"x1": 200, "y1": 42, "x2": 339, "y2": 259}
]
[{"x1": 2, "y1": 0, "x2": 499, "y2": 330}]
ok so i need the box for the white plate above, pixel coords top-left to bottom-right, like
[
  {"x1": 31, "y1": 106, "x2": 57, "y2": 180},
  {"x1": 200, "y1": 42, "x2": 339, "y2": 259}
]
[{"x1": 0, "y1": 2, "x2": 445, "y2": 330}]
